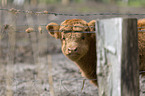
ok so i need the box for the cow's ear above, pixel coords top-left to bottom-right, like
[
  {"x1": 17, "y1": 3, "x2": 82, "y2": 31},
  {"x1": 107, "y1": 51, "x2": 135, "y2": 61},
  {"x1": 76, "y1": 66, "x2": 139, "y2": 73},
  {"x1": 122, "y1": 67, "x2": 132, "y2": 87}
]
[
  {"x1": 88, "y1": 20, "x2": 96, "y2": 32},
  {"x1": 46, "y1": 23, "x2": 61, "y2": 39}
]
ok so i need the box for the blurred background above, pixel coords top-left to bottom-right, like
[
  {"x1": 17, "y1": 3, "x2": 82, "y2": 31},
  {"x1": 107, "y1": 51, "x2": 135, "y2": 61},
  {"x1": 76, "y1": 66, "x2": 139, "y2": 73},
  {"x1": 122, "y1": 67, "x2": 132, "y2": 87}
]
[
  {"x1": 0, "y1": 0, "x2": 145, "y2": 96},
  {"x1": 1, "y1": 0, "x2": 145, "y2": 7}
]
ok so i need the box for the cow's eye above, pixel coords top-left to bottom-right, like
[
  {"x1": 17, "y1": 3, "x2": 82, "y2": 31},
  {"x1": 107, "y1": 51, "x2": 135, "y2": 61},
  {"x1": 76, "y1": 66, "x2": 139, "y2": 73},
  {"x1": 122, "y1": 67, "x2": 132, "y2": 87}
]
[{"x1": 81, "y1": 36, "x2": 85, "y2": 40}]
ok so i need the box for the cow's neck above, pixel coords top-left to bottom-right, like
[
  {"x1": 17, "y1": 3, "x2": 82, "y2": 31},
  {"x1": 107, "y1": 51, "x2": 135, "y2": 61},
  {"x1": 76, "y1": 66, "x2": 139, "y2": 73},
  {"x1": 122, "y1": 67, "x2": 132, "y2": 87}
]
[{"x1": 75, "y1": 38, "x2": 96, "y2": 76}]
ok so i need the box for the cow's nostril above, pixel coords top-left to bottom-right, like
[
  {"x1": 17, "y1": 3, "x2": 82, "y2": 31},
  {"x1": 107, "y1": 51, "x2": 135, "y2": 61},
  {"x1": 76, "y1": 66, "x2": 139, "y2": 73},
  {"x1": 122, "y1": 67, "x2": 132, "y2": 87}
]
[
  {"x1": 74, "y1": 48, "x2": 77, "y2": 52},
  {"x1": 68, "y1": 47, "x2": 77, "y2": 52}
]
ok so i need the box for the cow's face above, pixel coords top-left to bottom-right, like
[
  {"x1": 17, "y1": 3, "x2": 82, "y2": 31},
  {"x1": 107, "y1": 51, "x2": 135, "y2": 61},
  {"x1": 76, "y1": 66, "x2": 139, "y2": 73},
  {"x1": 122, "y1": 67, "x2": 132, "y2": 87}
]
[
  {"x1": 46, "y1": 19, "x2": 96, "y2": 61},
  {"x1": 61, "y1": 32, "x2": 91, "y2": 61}
]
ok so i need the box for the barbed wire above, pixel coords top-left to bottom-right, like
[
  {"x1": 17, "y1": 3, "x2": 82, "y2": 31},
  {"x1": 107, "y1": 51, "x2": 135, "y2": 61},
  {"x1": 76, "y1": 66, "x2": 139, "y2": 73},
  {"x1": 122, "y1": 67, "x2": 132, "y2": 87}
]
[
  {"x1": 4, "y1": 29, "x2": 145, "y2": 33},
  {"x1": 0, "y1": 7, "x2": 145, "y2": 96},
  {"x1": 1, "y1": 24, "x2": 145, "y2": 33},
  {"x1": 1, "y1": 23, "x2": 145, "y2": 28},
  {"x1": 9, "y1": 24, "x2": 95, "y2": 28},
  {"x1": 1, "y1": 8, "x2": 145, "y2": 16}
]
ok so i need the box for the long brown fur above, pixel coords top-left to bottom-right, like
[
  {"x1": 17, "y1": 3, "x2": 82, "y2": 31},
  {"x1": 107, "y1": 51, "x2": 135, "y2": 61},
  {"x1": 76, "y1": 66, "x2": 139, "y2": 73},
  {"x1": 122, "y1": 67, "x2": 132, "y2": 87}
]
[
  {"x1": 46, "y1": 19, "x2": 98, "y2": 86},
  {"x1": 138, "y1": 19, "x2": 145, "y2": 75},
  {"x1": 46, "y1": 18, "x2": 145, "y2": 86}
]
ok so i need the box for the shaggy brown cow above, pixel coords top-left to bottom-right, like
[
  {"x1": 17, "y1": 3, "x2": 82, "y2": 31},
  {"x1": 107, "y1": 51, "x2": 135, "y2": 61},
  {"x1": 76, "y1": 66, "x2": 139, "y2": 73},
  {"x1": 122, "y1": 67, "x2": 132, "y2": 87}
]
[
  {"x1": 46, "y1": 19, "x2": 98, "y2": 86},
  {"x1": 46, "y1": 18, "x2": 145, "y2": 86},
  {"x1": 138, "y1": 19, "x2": 145, "y2": 75}
]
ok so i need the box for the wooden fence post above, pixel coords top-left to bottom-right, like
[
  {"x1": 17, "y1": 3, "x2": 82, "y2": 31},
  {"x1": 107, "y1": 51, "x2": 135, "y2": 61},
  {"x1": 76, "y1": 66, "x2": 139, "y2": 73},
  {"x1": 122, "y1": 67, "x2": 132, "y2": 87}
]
[{"x1": 96, "y1": 18, "x2": 139, "y2": 96}]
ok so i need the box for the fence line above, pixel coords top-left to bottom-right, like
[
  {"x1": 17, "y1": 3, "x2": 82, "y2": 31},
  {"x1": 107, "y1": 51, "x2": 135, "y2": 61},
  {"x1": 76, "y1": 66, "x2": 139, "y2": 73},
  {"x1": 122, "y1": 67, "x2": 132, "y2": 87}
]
[
  {"x1": 2, "y1": 24, "x2": 95, "y2": 28},
  {"x1": 5, "y1": 30, "x2": 145, "y2": 33},
  {"x1": 1, "y1": 8, "x2": 145, "y2": 16},
  {"x1": 1, "y1": 24, "x2": 145, "y2": 33},
  {"x1": 1, "y1": 8, "x2": 145, "y2": 96},
  {"x1": 1, "y1": 24, "x2": 145, "y2": 28},
  {"x1": 2, "y1": 30, "x2": 145, "y2": 34}
]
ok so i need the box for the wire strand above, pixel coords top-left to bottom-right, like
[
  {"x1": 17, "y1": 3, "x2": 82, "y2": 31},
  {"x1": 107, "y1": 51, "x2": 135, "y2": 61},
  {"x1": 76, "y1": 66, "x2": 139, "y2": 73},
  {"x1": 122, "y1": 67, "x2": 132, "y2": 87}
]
[{"x1": 1, "y1": 8, "x2": 145, "y2": 16}]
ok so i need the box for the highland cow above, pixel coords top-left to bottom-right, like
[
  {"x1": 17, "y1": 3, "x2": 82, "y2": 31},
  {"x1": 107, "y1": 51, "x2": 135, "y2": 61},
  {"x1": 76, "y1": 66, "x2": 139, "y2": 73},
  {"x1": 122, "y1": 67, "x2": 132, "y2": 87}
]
[
  {"x1": 46, "y1": 18, "x2": 145, "y2": 86},
  {"x1": 138, "y1": 19, "x2": 145, "y2": 75},
  {"x1": 46, "y1": 19, "x2": 98, "y2": 86}
]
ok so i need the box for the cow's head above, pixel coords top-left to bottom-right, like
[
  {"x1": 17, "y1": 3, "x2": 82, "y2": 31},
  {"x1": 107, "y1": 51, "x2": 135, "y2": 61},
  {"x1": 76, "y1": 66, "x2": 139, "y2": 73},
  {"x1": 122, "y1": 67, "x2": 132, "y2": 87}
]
[{"x1": 46, "y1": 19, "x2": 96, "y2": 61}]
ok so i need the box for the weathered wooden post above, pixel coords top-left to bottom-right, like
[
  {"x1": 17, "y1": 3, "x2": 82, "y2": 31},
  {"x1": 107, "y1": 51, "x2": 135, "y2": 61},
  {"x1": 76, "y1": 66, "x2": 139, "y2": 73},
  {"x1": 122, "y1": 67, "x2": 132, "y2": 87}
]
[{"x1": 96, "y1": 18, "x2": 139, "y2": 96}]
